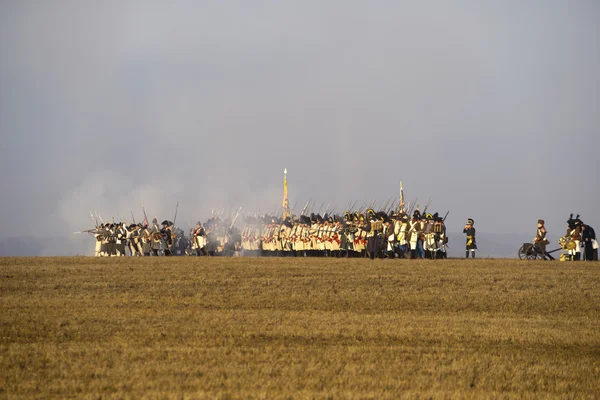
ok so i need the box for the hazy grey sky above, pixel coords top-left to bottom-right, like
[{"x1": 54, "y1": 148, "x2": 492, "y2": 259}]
[{"x1": 1, "y1": 1, "x2": 599, "y2": 253}]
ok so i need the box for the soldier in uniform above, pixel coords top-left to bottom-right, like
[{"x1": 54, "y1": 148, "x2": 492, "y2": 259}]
[
  {"x1": 363, "y1": 209, "x2": 383, "y2": 260},
  {"x1": 138, "y1": 224, "x2": 150, "y2": 256},
  {"x1": 463, "y1": 218, "x2": 477, "y2": 258},
  {"x1": 94, "y1": 225, "x2": 104, "y2": 257},
  {"x1": 422, "y1": 213, "x2": 435, "y2": 259},
  {"x1": 194, "y1": 222, "x2": 207, "y2": 256},
  {"x1": 385, "y1": 214, "x2": 396, "y2": 259},
  {"x1": 115, "y1": 223, "x2": 127, "y2": 256},
  {"x1": 150, "y1": 218, "x2": 162, "y2": 256},
  {"x1": 161, "y1": 221, "x2": 173, "y2": 256},
  {"x1": 408, "y1": 212, "x2": 421, "y2": 259},
  {"x1": 533, "y1": 219, "x2": 549, "y2": 257},
  {"x1": 433, "y1": 213, "x2": 447, "y2": 259},
  {"x1": 581, "y1": 222, "x2": 596, "y2": 262},
  {"x1": 566, "y1": 214, "x2": 582, "y2": 261},
  {"x1": 395, "y1": 214, "x2": 409, "y2": 258},
  {"x1": 127, "y1": 224, "x2": 140, "y2": 256}
]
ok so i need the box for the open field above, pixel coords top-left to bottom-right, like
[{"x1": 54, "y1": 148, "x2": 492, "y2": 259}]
[{"x1": 1, "y1": 257, "x2": 599, "y2": 399}]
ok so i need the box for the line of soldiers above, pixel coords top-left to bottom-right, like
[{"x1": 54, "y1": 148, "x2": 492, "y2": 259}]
[
  {"x1": 86, "y1": 208, "x2": 450, "y2": 258},
  {"x1": 91, "y1": 218, "x2": 189, "y2": 257},
  {"x1": 187, "y1": 209, "x2": 449, "y2": 259}
]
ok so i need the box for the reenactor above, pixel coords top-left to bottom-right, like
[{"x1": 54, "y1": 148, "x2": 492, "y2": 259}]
[
  {"x1": 566, "y1": 214, "x2": 582, "y2": 261},
  {"x1": 115, "y1": 223, "x2": 127, "y2": 257},
  {"x1": 408, "y1": 212, "x2": 421, "y2": 259},
  {"x1": 533, "y1": 219, "x2": 549, "y2": 256},
  {"x1": 433, "y1": 213, "x2": 447, "y2": 259},
  {"x1": 463, "y1": 218, "x2": 477, "y2": 258}
]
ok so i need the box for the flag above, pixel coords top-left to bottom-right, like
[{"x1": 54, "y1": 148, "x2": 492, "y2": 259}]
[
  {"x1": 282, "y1": 168, "x2": 290, "y2": 219},
  {"x1": 399, "y1": 181, "x2": 404, "y2": 213}
]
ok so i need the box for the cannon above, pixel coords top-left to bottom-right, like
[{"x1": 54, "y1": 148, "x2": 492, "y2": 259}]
[{"x1": 518, "y1": 236, "x2": 576, "y2": 260}]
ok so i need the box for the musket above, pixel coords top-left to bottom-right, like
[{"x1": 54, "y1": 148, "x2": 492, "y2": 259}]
[
  {"x1": 386, "y1": 197, "x2": 398, "y2": 215},
  {"x1": 422, "y1": 197, "x2": 432, "y2": 214},
  {"x1": 300, "y1": 199, "x2": 311, "y2": 216},
  {"x1": 230, "y1": 207, "x2": 242, "y2": 229},
  {"x1": 73, "y1": 228, "x2": 99, "y2": 234},
  {"x1": 442, "y1": 210, "x2": 450, "y2": 222},
  {"x1": 382, "y1": 197, "x2": 392, "y2": 213},
  {"x1": 142, "y1": 204, "x2": 149, "y2": 225},
  {"x1": 408, "y1": 197, "x2": 419, "y2": 217},
  {"x1": 403, "y1": 201, "x2": 411, "y2": 215},
  {"x1": 349, "y1": 200, "x2": 358, "y2": 212},
  {"x1": 117, "y1": 212, "x2": 123, "y2": 223},
  {"x1": 173, "y1": 202, "x2": 179, "y2": 229},
  {"x1": 316, "y1": 202, "x2": 324, "y2": 215},
  {"x1": 130, "y1": 211, "x2": 136, "y2": 224},
  {"x1": 89, "y1": 210, "x2": 98, "y2": 228},
  {"x1": 98, "y1": 214, "x2": 105, "y2": 224}
]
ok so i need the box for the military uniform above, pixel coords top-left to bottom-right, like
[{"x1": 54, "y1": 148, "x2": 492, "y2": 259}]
[
  {"x1": 364, "y1": 210, "x2": 383, "y2": 260},
  {"x1": 463, "y1": 218, "x2": 477, "y2": 258}
]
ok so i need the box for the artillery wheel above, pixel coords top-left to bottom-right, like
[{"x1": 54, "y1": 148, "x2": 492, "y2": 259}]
[{"x1": 518, "y1": 244, "x2": 537, "y2": 260}]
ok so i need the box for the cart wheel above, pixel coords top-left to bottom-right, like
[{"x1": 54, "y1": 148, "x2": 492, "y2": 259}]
[{"x1": 518, "y1": 245, "x2": 527, "y2": 260}]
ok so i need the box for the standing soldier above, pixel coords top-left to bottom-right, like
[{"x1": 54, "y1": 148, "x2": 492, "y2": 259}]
[
  {"x1": 433, "y1": 213, "x2": 447, "y2": 259},
  {"x1": 533, "y1": 219, "x2": 549, "y2": 257},
  {"x1": 115, "y1": 223, "x2": 127, "y2": 256},
  {"x1": 194, "y1": 222, "x2": 207, "y2": 256},
  {"x1": 408, "y1": 212, "x2": 421, "y2": 259},
  {"x1": 150, "y1": 218, "x2": 162, "y2": 256},
  {"x1": 395, "y1": 214, "x2": 409, "y2": 258},
  {"x1": 140, "y1": 224, "x2": 151, "y2": 256},
  {"x1": 94, "y1": 226, "x2": 104, "y2": 257},
  {"x1": 128, "y1": 224, "x2": 139, "y2": 256},
  {"x1": 161, "y1": 221, "x2": 173, "y2": 256},
  {"x1": 566, "y1": 214, "x2": 582, "y2": 261},
  {"x1": 463, "y1": 218, "x2": 477, "y2": 258},
  {"x1": 363, "y1": 209, "x2": 383, "y2": 260}
]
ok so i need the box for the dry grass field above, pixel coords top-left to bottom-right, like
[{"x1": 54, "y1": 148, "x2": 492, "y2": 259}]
[{"x1": 1, "y1": 257, "x2": 599, "y2": 399}]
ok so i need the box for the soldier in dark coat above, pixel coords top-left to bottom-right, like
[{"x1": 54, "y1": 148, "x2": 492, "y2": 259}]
[
  {"x1": 533, "y1": 219, "x2": 549, "y2": 256},
  {"x1": 161, "y1": 221, "x2": 173, "y2": 256},
  {"x1": 362, "y1": 209, "x2": 383, "y2": 260},
  {"x1": 463, "y1": 218, "x2": 477, "y2": 258},
  {"x1": 581, "y1": 223, "x2": 596, "y2": 261}
]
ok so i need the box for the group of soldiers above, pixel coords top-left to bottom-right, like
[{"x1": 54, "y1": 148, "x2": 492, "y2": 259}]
[
  {"x1": 560, "y1": 214, "x2": 598, "y2": 261},
  {"x1": 89, "y1": 218, "x2": 189, "y2": 257},
  {"x1": 87, "y1": 207, "x2": 452, "y2": 259},
  {"x1": 230, "y1": 209, "x2": 449, "y2": 259}
]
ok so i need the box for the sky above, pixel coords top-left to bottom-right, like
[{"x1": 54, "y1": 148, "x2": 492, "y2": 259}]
[{"x1": 1, "y1": 1, "x2": 599, "y2": 255}]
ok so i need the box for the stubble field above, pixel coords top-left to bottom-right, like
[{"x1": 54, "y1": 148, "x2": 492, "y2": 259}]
[{"x1": 0, "y1": 257, "x2": 599, "y2": 399}]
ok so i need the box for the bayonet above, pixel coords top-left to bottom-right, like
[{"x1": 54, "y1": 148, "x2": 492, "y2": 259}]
[
  {"x1": 89, "y1": 210, "x2": 98, "y2": 228},
  {"x1": 422, "y1": 197, "x2": 432, "y2": 214},
  {"x1": 173, "y1": 202, "x2": 179, "y2": 228}
]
